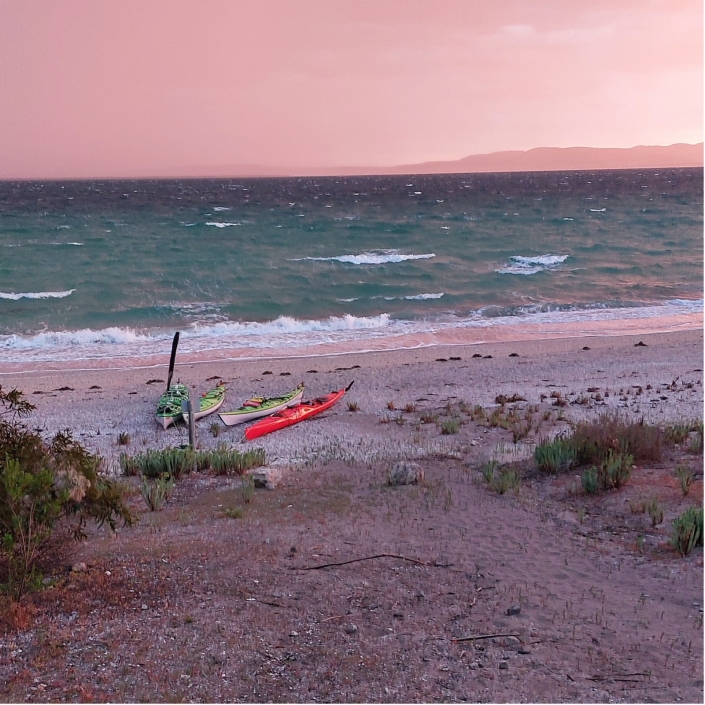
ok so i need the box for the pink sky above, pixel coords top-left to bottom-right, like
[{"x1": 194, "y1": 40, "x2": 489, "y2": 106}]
[{"x1": 0, "y1": 0, "x2": 702, "y2": 178}]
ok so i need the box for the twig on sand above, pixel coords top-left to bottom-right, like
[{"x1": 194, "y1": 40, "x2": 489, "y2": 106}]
[
  {"x1": 452, "y1": 633, "x2": 523, "y2": 643},
  {"x1": 587, "y1": 672, "x2": 651, "y2": 683},
  {"x1": 320, "y1": 615, "x2": 345, "y2": 623},
  {"x1": 297, "y1": 553, "x2": 450, "y2": 570}
]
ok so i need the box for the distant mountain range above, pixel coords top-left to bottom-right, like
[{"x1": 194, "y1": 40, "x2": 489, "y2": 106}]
[{"x1": 163, "y1": 143, "x2": 703, "y2": 179}]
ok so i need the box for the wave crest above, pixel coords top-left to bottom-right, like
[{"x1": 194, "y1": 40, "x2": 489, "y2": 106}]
[
  {"x1": 497, "y1": 254, "x2": 569, "y2": 276},
  {"x1": 0, "y1": 289, "x2": 76, "y2": 301},
  {"x1": 295, "y1": 250, "x2": 435, "y2": 265}
]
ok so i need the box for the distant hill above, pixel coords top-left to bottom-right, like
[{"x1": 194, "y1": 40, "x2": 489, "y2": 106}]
[{"x1": 162, "y1": 143, "x2": 703, "y2": 179}]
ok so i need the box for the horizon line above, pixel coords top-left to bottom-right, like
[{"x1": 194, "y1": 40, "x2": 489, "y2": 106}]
[{"x1": 2, "y1": 142, "x2": 702, "y2": 182}]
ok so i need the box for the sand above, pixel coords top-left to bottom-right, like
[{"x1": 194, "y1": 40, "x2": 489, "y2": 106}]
[
  {"x1": 2, "y1": 329, "x2": 702, "y2": 473},
  {"x1": 0, "y1": 329, "x2": 703, "y2": 702}
]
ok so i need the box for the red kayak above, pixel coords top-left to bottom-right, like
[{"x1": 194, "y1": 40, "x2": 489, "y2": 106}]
[{"x1": 244, "y1": 382, "x2": 353, "y2": 440}]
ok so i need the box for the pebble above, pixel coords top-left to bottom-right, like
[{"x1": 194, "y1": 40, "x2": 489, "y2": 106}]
[
  {"x1": 141, "y1": 604, "x2": 148, "y2": 610},
  {"x1": 71, "y1": 562, "x2": 88, "y2": 573},
  {"x1": 499, "y1": 662, "x2": 509, "y2": 670},
  {"x1": 506, "y1": 605, "x2": 521, "y2": 616},
  {"x1": 343, "y1": 623, "x2": 358, "y2": 635},
  {"x1": 518, "y1": 646, "x2": 532, "y2": 655}
]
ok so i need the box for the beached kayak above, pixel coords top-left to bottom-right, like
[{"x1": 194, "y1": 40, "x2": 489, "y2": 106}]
[
  {"x1": 219, "y1": 384, "x2": 304, "y2": 427},
  {"x1": 156, "y1": 383, "x2": 190, "y2": 429},
  {"x1": 244, "y1": 382, "x2": 353, "y2": 440},
  {"x1": 181, "y1": 385, "x2": 226, "y2": 424}
]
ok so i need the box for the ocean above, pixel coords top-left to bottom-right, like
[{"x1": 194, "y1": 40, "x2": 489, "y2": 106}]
[{"x1": 0, "y1": 169, "x2": 702, "y2": 370}]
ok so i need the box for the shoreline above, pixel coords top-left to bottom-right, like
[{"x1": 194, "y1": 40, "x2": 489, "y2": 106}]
[
  {"x1": 2, "y1": 328, "x2": 701, "y2": 474},
  {"x1": 1, "y1": 308, "x2": 701, "y2": 375}
]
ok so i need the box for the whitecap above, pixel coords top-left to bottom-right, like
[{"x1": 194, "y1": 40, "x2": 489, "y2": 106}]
[
  {"x1": 212, "y1": 207, "x2": 231, "y2": 212},
  {"x1": 405, "y1": 292, "x2": 445, "y2": 300},
  {"x1": 497, "y1": 254, "x2": 569, "y2": 276},
  {"x1": 205, "y1": 221, "x2": 241, "y2": 228},
  {"x1": 0, "y1": 289, "x2": 75, "y2": 300},
  {"x1": 589, "y1": 208, "x2": 607, "y2": 212},
  {"x1": 294, "y1": 250, "x2": 436, "y2": 265}
]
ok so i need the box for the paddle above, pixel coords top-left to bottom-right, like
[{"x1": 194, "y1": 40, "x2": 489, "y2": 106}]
[{"x1": 166, "y1": 332, "x2": 180, "y2": 392}]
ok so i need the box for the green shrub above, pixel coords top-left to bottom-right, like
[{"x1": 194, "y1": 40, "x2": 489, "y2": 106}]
[
  {"x1": 598, "y1": 450, "x2": 633, "y2": 489},
  {"x1": 141, "y1": 473, "x2": 174, "y2": 511},
  {"x1": 0, "y1": 385, "x2": 133, "y2": 602},
  {"x1": 646, "y1": 497, "x2": 663, "y2": 527},
  {"x1": 240, "y1": 474, "x2": 255, "y2": 504},
  {"x1": 480, "y1": 459, "x2": 499, "y2": 484},
  {"x1": 441, "y1": 419, "x2": 460, "y2": 435},
  {"x1": 534, "y1": 436, "x2": 576, "y2": 473},
  {"x1": 491, "y1": 468, "x2": 520, "y2": 495},
  {"x1": 675, "y1": 465, "x2": 695, "y2": 496},
  {"x1": 581, "y1": 467, "x2": 599, "y2": 494},
  {"x1": 670, "y1": 506, "x2": 703, "y2": 556}
]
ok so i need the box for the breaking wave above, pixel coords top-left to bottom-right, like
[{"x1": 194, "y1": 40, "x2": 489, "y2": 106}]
[
  {"x1": 497, "y1": 254, "x2": 569, "y2": 275},
  {"x1": 295, "y1": 250, "x2": 436, "y2": 265},
  {"x1": 0, "y1": 289, "x2": 76, "y2": 300}
]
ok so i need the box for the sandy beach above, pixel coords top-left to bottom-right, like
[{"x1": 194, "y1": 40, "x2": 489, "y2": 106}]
[
  {"x1": 1, "y1": 328, "x2": 703, "y2": 702},
  {"x1": 2, "y1": 328, "x2": 702, "y2": 472}
]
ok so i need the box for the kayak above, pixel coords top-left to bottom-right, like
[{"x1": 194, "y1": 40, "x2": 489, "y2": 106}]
[
  {"x1": 219, "y1": 384, "x2": 305, "y2": 427},
  {"x1": 181, "y1": 385, "x2": 227, "y2": 424},
  {"x1": 156, "y1": 383, "x2": 190, "y2": 429},
  {"x1": 244, "y1": 382, "x2": 353, "y2": 441}
]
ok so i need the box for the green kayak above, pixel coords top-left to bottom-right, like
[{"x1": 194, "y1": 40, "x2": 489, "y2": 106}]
[
  {"x1": 156, "y1": 383, "x2": 190, "y2": 429},
  {"x1": 181, "y1": 385, "x2": 226, "y2": 424}
]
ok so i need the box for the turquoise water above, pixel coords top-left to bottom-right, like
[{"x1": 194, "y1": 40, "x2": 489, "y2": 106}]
[{"x1": 0, "y1": 169, "x2": 702, "y2": 364}]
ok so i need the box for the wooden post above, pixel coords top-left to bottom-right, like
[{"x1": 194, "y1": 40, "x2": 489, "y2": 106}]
[{"x1": 182, "y1": 394, "x2": 196, "y2": 450}]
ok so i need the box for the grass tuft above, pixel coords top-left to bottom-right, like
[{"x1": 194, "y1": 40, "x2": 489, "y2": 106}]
[{"x1": 670, "y1": 506, "x2": 703, "y2": 556}]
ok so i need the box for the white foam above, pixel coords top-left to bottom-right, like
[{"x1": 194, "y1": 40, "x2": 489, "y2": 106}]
[
  {"x1": 205, "y1": 221, "x2": 241, "y2": 228},
  {"x1": 497, "y1": 254, "x2": 569, "y2": 276},
  {"x1": 295, "y1": 250, "x2": 435, "y2": 265},
  {"x1": 1, "y1": 300, "x2": 701, "y2": 364},
  {"x1": 0, "y1": 289, "x2": 75, "y2": 300},
  {"x1": 590, "y1": 208, "x2": 607, "y2": 212},
  {"x1": 48, "y1": 242, "x2": 83, "y2": 246},
  {"x1": 212, "y1": 207, "x2": 231, "y2": 211},
  {"x1": 405, "y1": 292, "x2": 445, "y2": 300}
]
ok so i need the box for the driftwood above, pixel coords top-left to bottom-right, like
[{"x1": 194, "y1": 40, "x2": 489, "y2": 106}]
[
  {"x1": 297, "y1": 553, "x2": 437, "y2": 570},
  {"x1": 452, "y1": 632, "x2": 522, "y2": 643}
]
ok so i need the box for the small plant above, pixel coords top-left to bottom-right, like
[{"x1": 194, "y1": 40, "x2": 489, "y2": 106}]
[
  {"x1": 675, "y1": 465, "x2": 695, "y2": 496},
  {"x1": 664, "y1": 423, "x2": 691, "y2": 445},
  {"x1": 534, "y1": 436, "x2": 576, "y2": 473},
  {"x1": 387, "y1": 401, "x2": 396, "y2": 411},
  {"x1": 119, "y1": 451, "x2": 140, "y2": 476},
  {"x1": 599, "y1": 450, "x2": 633, "y2": 489},
  {"x1": 403, "y1": 403, "x2": 417, "y2": 413},
  {"x1": 441, "y1": 419, "x2": 460, "y2": 435},
  {"x1": 577, "y1": 508, "x2": 586, "y2": 524},
  {"x1": 117, "y1": 432, "x2": 130, "y2": 446},
  {"x1": 628, "y1": 499, "x2": 646, "y2": 514},
  {"x1": 210, "y1": 422, "x2": 221, "y2": 438},
  {"x1": 347, "y1": 401, "x2": 359, "y2": 412},
  {"x1": 141, "y1": 473, "x2": 174, "y2": 511},
  {"x1": 688, "y1": 425, "x2": 703, "y2": 455},
  {"x1": 646, "y1": 497, "x2": 664, "y2": 527},
  {"x1": 420, "y1": 412, "x2": 438, "y2": 424},
  {"x1": 481, "y1": 459, "x2": 499, "y2": 484},
  {"x1": 471, "y1": 405, "x2": 485, "y2": 421},
  {"x1": 581, "y1": 467, "x2": 599, "y2": 494},
  {"x1": 224, "y1": 507, "x2": 244, "y2": 519},
  {"x1": 491, "y1": 468, "x2": 520, "y2": 495},
  {"x1": 394, "y1": 414, "x2": 406, "y2": 426},
  {"x1": 670, "y1": 506, "x2": 703, "y2": 556},
  {"x1": 511, "y1": 421, "x2": 531, "y2": 443},
  {"x1": 240, "y1": 474, "x2": 255, "y2": 504},
  {"x1": 636, "y1": 535, "x2": 645, "y2": 552}
]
